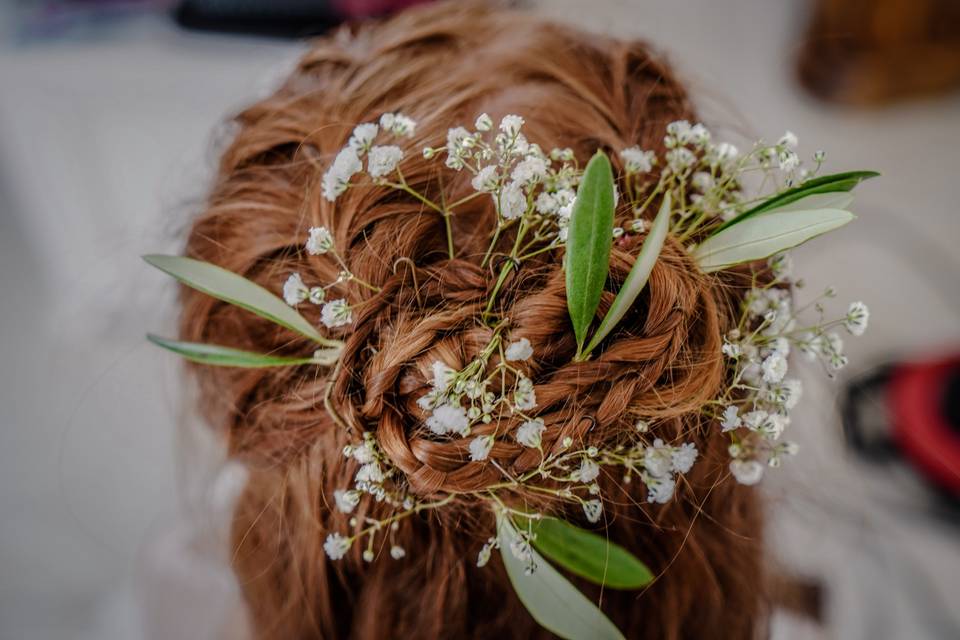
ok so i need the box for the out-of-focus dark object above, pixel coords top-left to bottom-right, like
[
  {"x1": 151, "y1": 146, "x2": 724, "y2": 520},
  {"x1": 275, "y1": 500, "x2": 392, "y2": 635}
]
[
  {"x1": 798, "y1": 0, "x2": 960, "y2": 105},
  {"x1": 174, "y1": 0, "x2": 433, "y2": 37},
  {"x1": 844, "y1": 353, "x2": 960, "y2": 500}
]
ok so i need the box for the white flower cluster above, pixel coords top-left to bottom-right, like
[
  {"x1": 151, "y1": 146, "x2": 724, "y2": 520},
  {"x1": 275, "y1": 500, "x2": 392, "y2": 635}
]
[
  {"x1": 417, "y1": 336, "x2": 537, "y2": 446},
  {"x1": 717, "y1": 255, "x2": 869, "y2": 484},
  {"x1": 619, "y1": 122, "x2": 823, "y2": 239},
  {"x1": 427, "y1": 113, "x2": 582, "y2": 245},
  {"x1": 280, "y1": 225, "x2": 354, "y2": 328},
  {"x1": 321, "y1": 112, "x2": 417, "y2": 201}
]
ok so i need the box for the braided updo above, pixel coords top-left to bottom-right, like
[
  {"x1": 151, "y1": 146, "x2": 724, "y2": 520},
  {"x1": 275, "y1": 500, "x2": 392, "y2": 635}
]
[{"x1": 180, "y1": 3, "x2": 766, "y2": 638}]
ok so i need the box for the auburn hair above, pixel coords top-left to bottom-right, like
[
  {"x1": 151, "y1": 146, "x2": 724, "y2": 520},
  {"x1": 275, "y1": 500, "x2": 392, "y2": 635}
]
[{"x1": 179, "y1": 2, "x2": 767, "y2": 638}]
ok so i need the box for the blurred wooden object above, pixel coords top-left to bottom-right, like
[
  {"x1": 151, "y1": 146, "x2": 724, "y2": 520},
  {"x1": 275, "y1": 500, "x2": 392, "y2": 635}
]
[{"x1": 798, "y1": 0, "x2": 960, "y2": 105}]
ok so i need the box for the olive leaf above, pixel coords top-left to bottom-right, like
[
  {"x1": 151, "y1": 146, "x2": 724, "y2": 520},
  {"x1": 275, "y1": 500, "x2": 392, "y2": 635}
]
[
  {"x1": 580, "y1": 193, "x2": 672, "y2": 359},
  {"x1": 143, "y1": 254, "x2": 338, "y2": 346},
  {"x1": 713, "y1": 170, "x2": 876, "y2": 234},
  {"x1": 147, "y1": 334, "x2": 337, "y2": 367},
  {"x1": 528, "y1": 517, "x2": 653, "y2": 589},
  {"x1": 497, "y1": 516, "x2": 626, "y2": 640},
  {"x1": 693, "y1": 208, "x2": 854, "y2": 272},
  {"x1": 565, "y1": 151, "x2": 615, "y2": 357}
]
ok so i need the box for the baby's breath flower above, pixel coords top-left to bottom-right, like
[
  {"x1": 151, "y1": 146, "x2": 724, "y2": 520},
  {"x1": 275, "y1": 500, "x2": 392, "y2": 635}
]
[
  {"x1": 513, "y1": 375, "x2": 537, "y2": 410},
  {"x1": 308, "y1": 286, "x2": 326, "y2": 305},
  {"x1": 635, "y1": 419, "x2": 649, "y2": 432},
  {"x1": 729, "y1": 459, "x2": 764, "y2": 485},
  {"x1": 844, "y1": 301, "x2": 869, "y2": 336},
  {"x1": 390, "y1": 545, "x2": 406, "y2": 560},
  {"x1": 348, "y1": 123, "x2": 378, "y2": 154},
  {"x1": 362, "y1": 549, "x2": 375, "y2": 562},
  {"x1": 574, "y1": 458, "x2": 600, "y2": 483},
  {"x1": 367, "y1": 145, "x2": 404, "y2": 178},
  {"x1": 505, "y1": 337, "x2": 533, "y2": 361},
  {"x1": 477, "y1": 539, "x2": 495, "y2": 567},
  {"x1": 380, "y1": 112, "x2": 416, "y2": 137},
  {"x1": 474, "y1": 113, "x2": 493, "y2": 131},
  {"x1": 778, "y1": 130, "x2": 799, "y2": 150},
  {"x1": 630, "y1": 219, "x2": 650, "y2": 233},
  {"x1": 721, "y1": 405, "x2": 742, "y2": 432},
  {"x1": 471, "y1": 165, "x2": 499, "y2": 192},
  {"x1": 644, "y1": 473, "x2": 676, "y2": 504},
  {"x1": 283, "y1": 273, "x2": 309, "y2": 306},
  {"x1": 323, "y1": 533, "x2": 351, "y2": 560},
  {"x1": 356, "y1": 462, "x2": 385, "y2": 484},
  {"x1": 778, "y1": 149, "x2": 800, "y2": 172},
  {"x1": 769, "y1": 252, "x2": 793, "y2": 281},
  {"x1": 322, "y1": 147, "x2": 362, "y2": 201},
  {"x1": 516, "y1": 418, "x2": 545, "y2": 448},
  {"x1": 334, "y1": 489, "x2": 360, "y2": 514},
  {"x1": 426, "y1": 403, "x2": 470, "y2": 436},
  {"x1": 469, "y1": 435, "x2": 494, "y2": 461},
  {"x1": 671, "y1": 443, "x2": 698, "y2": 473},
  {"x1": 320, "y1": 299, "x2": 352, "y2": 328},
  {"x1": 499, "y1": 114, "x2": 524, "y2": 137},
  {"x1": 582, "y1": 499, "x2": 603, "y2": 523},
  {"x1": 666, "y1": 147, "x2": 696, "y2": 173},
  {"x1": 306, "y1": 226, "x2": 335, "y2": 255},
  {"x1": 496, "y1": 182, "x2": 527, "y2": 220},
  {"x1": 761, "y1": 352, "x2": 788, "y2": 384},
  {"x1": 511, "y1": 156, "x2": 547, "y2": 185},
  {"x1": 620, "y1": 146, "x2": 656, "y2": 173}
]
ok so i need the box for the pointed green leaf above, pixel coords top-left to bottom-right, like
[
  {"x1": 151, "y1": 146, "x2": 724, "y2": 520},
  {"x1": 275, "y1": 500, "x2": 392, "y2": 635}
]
[
  {"x1": 693, "y1": 208, "x2": 854, "y2": 272},
  {"x1": 143, "y1": 255, "x2": 331, "y2": 345},
  {"x1": 714, "y1": 170, "x2": 877, "y2": 233},
  {"x1": 566, "y1": 151, "x2": 616, "y2": 355},
  {"x1": 497, "y1": 516, "x2": 626, "y2": 640},
  {"x1": 147, "y1": 334, "x2": 335, "y2": 367},
  {"x1": 764, "y1": 191, "x2": 853, "y2": 213},
  {"x1": 582, "y1": 193, "x2": 671, "y2": 358},
  {"x1": 529, "y1": 517, "x2": 653, "y2": 590}
]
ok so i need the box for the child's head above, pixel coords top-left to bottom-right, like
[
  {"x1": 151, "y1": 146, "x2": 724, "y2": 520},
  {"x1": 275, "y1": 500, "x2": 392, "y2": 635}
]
[{"x1": 181, "y1": 3, "x2": 764, "y2": 638}]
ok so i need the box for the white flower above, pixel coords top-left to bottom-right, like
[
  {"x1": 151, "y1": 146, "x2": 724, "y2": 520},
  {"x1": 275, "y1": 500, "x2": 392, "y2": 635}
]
[
  {"x1": 631, "y1": 219, "x2": 650, "y2": 233},
  {"x1": 474, "y1": 113, "x2": 493, "y2": 131},
  {"x1": 666, "y1": 147, "x2": 696, "y2": 172},
  {"x1": 308, "y1": 286, "x2": 326, "y2": 305},
  {"x1": 778, "y1": 130, "x2": 799, "y2": 150},
  {"x1": 469, "y1": 435, "x2": 494, "y2": 461},
  {"x1": 583, "y1": 499, "x2": 603, "y2": 523},
  {"x1": 665, "y1": 120, "x2": 692, "y2": 146},
  {"x1": 380, "y1": 112, "x2": 416, "y2": 136},
  {"x1": 306, "y1": 226, "x2": 335, "y2": 255},
  {"x1": 390, "y1": 545, "x2": 406, "y2": 559},
  {"x1": 334, "y1": 489, "x2": 360, "y2": 514},
  {"x1": 689, "y1": 123, "x2": 711, "y2": 145},
  {"x1": 348, "y1": 123, "x2": 378, "y2": 154},
  {"x1": 822, "y1": 332, "x2": 848, "y2": 370},
  {"x1": 761, "y1": 352, "x2": 788, "y2": 384},
  {"x1": 574, "y1": 458, "x2": 600, "y2": 483},
  {"x1": 729, "y1": 459, "x2": 764, "y2": 485},
  {"x1": 671, "y1": 442, "x2": 698, "y2": 473},
  {"x1": 499, "y1": 114, "x2": 525, "y2": 137},
  {"x1": 721, "y1": 405, "x2": 742, "y2": 432},
  {"x1": 844, "y1": 301, "x2": 869, "y2": 336},
  {"x1": 323, "y1": 533, "x2": 351, "y2": 560},
  {"x1": 320, "y1": 299, "x2": 352, "y2": 328},
  {"x1": 691, "y1": 171, "x2": 713, "y2": 192},
  {"x1": 283, "y1": 273, "x2": 309, "y2": 306},
  {"x1": 516, "y1": 418, "x2": 545, "y2": 448},
  {"x1": 620, "y1": 147, "x2": 655, "y2": 173},
  {"x1": 351, "y1": 442, "x2": 376, "y2": 464},
  {"x1": 445, "y1": 126, "x2": 472, "y2": 169},
  {"x1": 634, "y1": 419, "x2": 649, "y2": 433},
  {"x1": 769, "y1": 252, "x2": 793, "y2": 280},
  {"x1": 355, "y1": 462, "x2": 385, "y2": 484},
  {"x1": 513, "y1": 376, "x2": 537, "y2": 410},
  {"x1": 535, "y1": 192, "x2": 558, "y2": 215},
  {"x1": 644, "y1": 439, "x2": 673, "y2": 478},
  {"x1": 362, "y1": 549, "x2": 374, "y2": 562},
  {"x1": 430, "y1": 360, "x2": 456, "y2": 392},
  {"x1": 471, "y1": 165, "x2": 499, "y2": 192},
  {"x1": 722, "y1": 341, "x2": 742, "y2": 358},
  {"x1": 367, "y1": 145, "x2": 404, "y2": 178},
  {"x1": 511, "y1": 157, "x2": 547, "y2": 185},
  {"x1": 426, "y1": 403, "x2": 470, "y2": 436},
  {"x1": 712, "y1": 142, "x2": 739, "y2": 165},
  {"x1": 477, "y1": 541, "x2": 494, "y2": 567},
  {"x1": 322, "y1": 147, "x2": 362, "y2": 201},
  {"x1": 496, "y1": 181, "x2": 527, "y2": 220},
  {"x1": 505, "y1": 337, "x2": 533, "y2": 361},
  {"x1": 645, "y1": 473, "x2": 676, "y2": 503},
  {"x1": 778, "y1": 149, "x2": 800, "y2": 172}
]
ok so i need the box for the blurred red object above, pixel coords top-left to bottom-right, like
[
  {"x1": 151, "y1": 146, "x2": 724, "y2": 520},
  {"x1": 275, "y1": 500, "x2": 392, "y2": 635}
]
[{"x1": 890, "y1": 354, "x2": 960, "y2": 496}]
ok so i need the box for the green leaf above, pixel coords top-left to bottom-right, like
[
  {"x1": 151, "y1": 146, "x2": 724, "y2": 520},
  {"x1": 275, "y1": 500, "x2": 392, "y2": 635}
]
[
  {"x1": 566, "y1": 151, "x2": 616, "y2": 356},
  {"x1": 143, "y1": 255, "x2": 332, "y2": 345},
  {"x1": 147, "y1": 334, "x2": 336, "y2": 367},
  {"x1": 581, "y1": 193, "x2": 671, "y2": 358},
  {"x1": 714, "y1": 170, "x2": 877, "y2": 233},
  {"x1": 693, "y1": 208, "x2": 854, "y2": 273},
  {"x1": 529, "y1": 517, "x2": 653, "y2": 590},
  {"x1": 764, "y1": 191, "x2": 853, "y2": 213},
  {"x1": 497, "y1": 516, "x2": 626, "y2": 640}
]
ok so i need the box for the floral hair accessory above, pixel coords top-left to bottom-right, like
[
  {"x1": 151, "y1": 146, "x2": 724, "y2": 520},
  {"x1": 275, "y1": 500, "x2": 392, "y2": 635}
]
[{"x1": 145, "y1": 113, "x2": 874, "y2": 640}]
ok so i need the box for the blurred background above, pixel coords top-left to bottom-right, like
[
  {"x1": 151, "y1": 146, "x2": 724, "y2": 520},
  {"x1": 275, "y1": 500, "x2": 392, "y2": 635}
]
[{"x1": 0, "y1": 0, "x2": 958, "y2": 638}]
